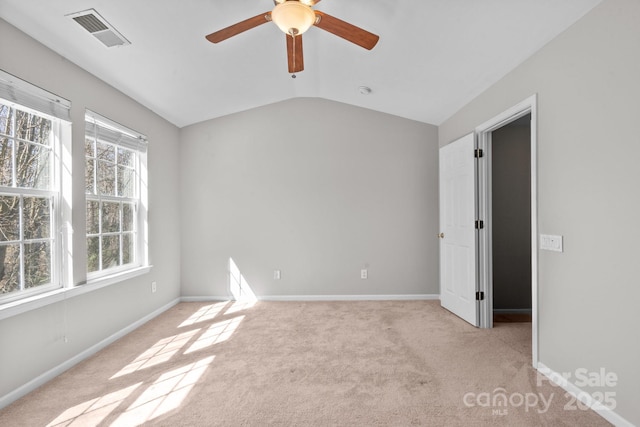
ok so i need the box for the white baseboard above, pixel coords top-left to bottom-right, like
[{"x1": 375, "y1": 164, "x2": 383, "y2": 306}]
[
  {"x1": 536, "y1": 362, "x2": 634, "y2": 427},
  {"x1": 257, "y1": 294, "x2": 440, "y2": 301},
  {"x1": 180, "y1": 294, "x2": 440, "y2": 302},
  {"x1": 0, "y1": 298, "x2": 180, "y2": 410},
  {"x1": 180, "y1": 296, "x2": 230, "y2": 302}
]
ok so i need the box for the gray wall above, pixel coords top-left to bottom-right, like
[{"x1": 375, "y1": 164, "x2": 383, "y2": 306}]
[
  {"x1": 439, "y1": 0, "x2": 640, "y2": 423},
  {"x1": 0, "y1": 20, "x2": 181, "y2": 399},
  {"x1": 180, "y1": 98, "x2": 439, "y2": 298},
  {"x1": 492, "y1": 120, "x2": 531, "y2": 310}
]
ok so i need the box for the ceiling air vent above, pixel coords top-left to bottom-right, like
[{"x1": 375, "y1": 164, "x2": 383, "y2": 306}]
[{"x1": 67, "y1": 9, "x2": 130, "y2": 48}]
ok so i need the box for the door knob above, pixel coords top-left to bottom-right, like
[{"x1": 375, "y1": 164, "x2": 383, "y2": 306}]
[{"x1": 437, "y1": 233, "x2": 444, "y2": 239}]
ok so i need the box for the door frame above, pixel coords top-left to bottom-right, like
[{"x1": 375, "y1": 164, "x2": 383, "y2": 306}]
[{"x1": 475, "y1": 94, "x2": 538, "y2": 368}]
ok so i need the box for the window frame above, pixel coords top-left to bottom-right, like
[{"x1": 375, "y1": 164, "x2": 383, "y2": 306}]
[
  {"x1": 0, "y1": 95, "x2": 69, "y2": 305},
  {"x1": 84, "y1": 110, "x2": 149, "y2": 283}
]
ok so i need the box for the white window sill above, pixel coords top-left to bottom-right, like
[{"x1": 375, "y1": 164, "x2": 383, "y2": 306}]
[{"x1": 0, "y1": 265, "x2": 152, "y2": 321}]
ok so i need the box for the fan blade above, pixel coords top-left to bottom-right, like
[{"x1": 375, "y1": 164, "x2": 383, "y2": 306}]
[
  {"x1": 313, "y1": 11, "x2": 379, "y2": 50},
  {"x1": 287, "y1": 34, "x2": 304, "y2": 73},
  {"x1": 205, "y1": 12, "x2": 271, "y2": 44}
]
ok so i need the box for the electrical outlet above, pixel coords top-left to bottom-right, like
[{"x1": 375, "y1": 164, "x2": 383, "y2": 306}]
[
  {"x1": 274, "y1": 270, "x2": 281, "y2": 280},
  {"x1": 151, "y1": 281, "x2": 157, "y2": 293},
  {"x1": 361, "y1": 269, "x2": 368, "y2": 279}
]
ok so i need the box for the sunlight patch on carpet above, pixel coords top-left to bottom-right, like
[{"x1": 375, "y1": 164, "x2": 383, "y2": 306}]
[
  {"x1": 179, "y1": 301, "x2": 229, "y2": 327},
  {"x1": 46, "y1": 383, "x2": 142, "y2": 426},
  {"x1": 225, "y1": 299, "x2": 256, "y2": 314},
  {"x1": 185, "y1": 316, "x2": 244, "y2": 354},
  {"x1": 110, "y1": 356, "x2": 214, "y2": 427},
  {"x1": 110, "y1": 329, "x2": 200, "y2": 379}
]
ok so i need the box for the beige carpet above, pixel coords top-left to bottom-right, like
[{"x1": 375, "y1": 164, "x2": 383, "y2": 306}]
[{"x1": 0, "y1": 300, "x2": 609, "y2": 426}]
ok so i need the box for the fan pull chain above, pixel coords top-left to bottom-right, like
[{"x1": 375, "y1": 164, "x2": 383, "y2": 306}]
[{"x1": 292, "y1": 35, "x2": 297, "y2": 78}]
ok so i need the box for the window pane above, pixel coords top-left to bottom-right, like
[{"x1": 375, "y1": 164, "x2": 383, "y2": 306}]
[
  {"x1": 0, "y1": 244, "x2": 20, "y2": 294},
  {"x1": 85, "y1": 139, "x2": 97, "y2": 194},
  {"x1": 96, "y1": 141, "x2": 115, "y2": 162},
  {"x1": 122, "y1": 203, "x2": 134, "y2": 232},
  {"x1": 15, "y1": 141, "x2": 50, "y2": 189},
  {"x1": 85, "y1": 158, "x2": 95, "y2": 194},
  {"x1": 85, "y1": 138, "x2": 95, "y2": 158},
  {"x1": 122, "y1": 233, "x2": 133, "y2": 265},
  {"x1": 97, "y1": 160, "x2": 115, "y2": 196},
  {"x1": 23, "y1": 196, "x2": 50, "y2": 240},
  {"x1": 0, "y1": 137, "x2": 12, "y2": 187},
  {"x1": 15, "y1": 110, "x2": 51, "y2": 145},
  {"x1": 0, "y1": 104, "x2": 11, "y2": 135},
  {"x1": 87, "y1": 236, "x2": 99, "y2": 272},
  {"x1": 118, "y1": 166, "x2": 135, "y2": 197},
  {"x1": 117, "y1": 147, "x2": 134, "y2": 167},
  {"x1": 24, "y1": 241, "x2": 51, "y2": 288},
  {"x1": 87, "y1": 200, "x2": 100, "y2": 234},
  {"x1": 102, "y1": 235, "x2": 119, "y2": 269},
  {"x1": 0, "y1": 195, "x2": 20, "y2": 242},
  {"x1": 102, "y1": 202, "x2": 120, "y2": 233}
]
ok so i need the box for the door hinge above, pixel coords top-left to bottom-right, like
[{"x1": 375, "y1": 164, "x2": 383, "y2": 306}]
[
  {"x1": 475, "y1": 220, "x2": 484, "y2": 229},
  {"x1": 476, "y1": 291, "x2": 485, "y2": 301},
  {"x1": 474, "y1": 148, "x2": 484, "y2": 158}
]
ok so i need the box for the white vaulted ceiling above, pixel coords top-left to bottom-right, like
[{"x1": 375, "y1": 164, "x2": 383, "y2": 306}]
[{"x1": 0, "y1": 0, "x2": 601, "y2": 128}]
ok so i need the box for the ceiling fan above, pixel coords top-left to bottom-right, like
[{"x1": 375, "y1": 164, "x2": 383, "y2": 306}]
[{"x1": 205, "y1": 0, "x2": 379, "y2": 74}]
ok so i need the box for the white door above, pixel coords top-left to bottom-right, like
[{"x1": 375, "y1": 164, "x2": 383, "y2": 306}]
[{"x1": 439, "y1": 133, "x2": 478, "y2": 326}]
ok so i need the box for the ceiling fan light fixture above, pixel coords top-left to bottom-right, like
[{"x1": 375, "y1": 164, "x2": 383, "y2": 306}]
[{"x1": 271, "y1": 1, "x2": 316, "y2": 36}]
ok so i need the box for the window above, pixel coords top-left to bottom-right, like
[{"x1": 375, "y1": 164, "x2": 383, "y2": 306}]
[
  {"x1": 85, "y1": 111, "x2": 147, "y2": 279},
  {"x1": 0, "y1": 70, "x2": 71, "y2": 303}
]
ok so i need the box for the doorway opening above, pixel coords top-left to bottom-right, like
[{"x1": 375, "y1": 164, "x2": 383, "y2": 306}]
[
  {"x1": 476, "y1": 95, "x2": 538, "y2": 367},
  {"x1": 491, "y1": 114, "x2": 532, "y2": 323}
]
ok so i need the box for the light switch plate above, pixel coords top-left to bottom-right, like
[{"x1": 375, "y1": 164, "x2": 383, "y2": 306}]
[{"x1": 540, "y1": 234, "x2": 563, "y2": 252}]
